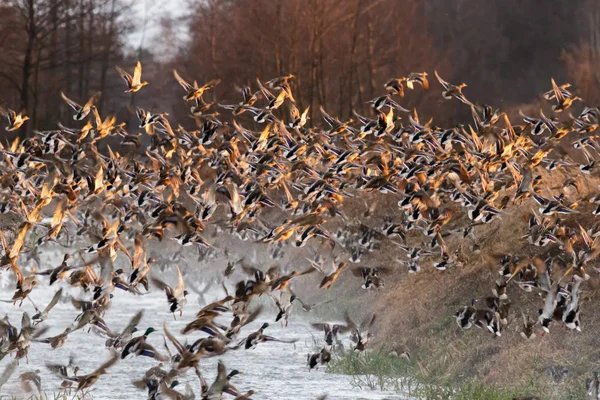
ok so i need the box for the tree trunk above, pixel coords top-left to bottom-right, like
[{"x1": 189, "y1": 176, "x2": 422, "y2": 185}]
[
  {"x1": 366, "y1": 16, "x2": 376, "y2": 100},
  {"x1": 20, "y1": 0, "x2": 36, "y2": 136},
  {"x1": 99, "y1": 0, "x2": 117, "y2": 115},
  {"x1": 64, "y1": 0, "x2": 72, "y2": 109},
  {"x1": 32, "y1": 46, "x2": 42, "y2": 130},
  {"x1": 78, "y1": 0, "x2": 86, "y2": 98},
  {"x1": 347, "y1": 0, "x2": 362, "y2": 117}
]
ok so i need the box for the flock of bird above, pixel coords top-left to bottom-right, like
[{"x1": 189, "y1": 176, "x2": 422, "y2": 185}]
[{"x1": 0, "y1": 59, "x2": 599, "y2": 398}]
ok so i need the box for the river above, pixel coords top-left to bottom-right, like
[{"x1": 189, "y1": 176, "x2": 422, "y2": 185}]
[{"x1": 0, "y1": 271, "x2": 405, "y2": 400}]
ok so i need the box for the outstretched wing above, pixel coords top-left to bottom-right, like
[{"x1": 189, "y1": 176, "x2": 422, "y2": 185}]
[
  {"x1": 60, "y1": 91, "x2": 82, "y2": 112},
  {"x1": 550, "y1": 78, "x2": 564, "y2": 103},
  {"x1": 115, "y1": 66, "x2": 132, "y2": 86},
  {"x1": 43, "y1": 288, "x2": 63, "y2": 314},
  {"x1": 120, "y1": 310, "x2": 143, "y2": 337},
  {"x1": 132, "y1": 61, "x2": 143, "y2": 86},
  {"x1": 0, "y1": 361, "x2": 17, "y2": 389},
  {"x1": 173, "y1": 69, "x2": 193, "y2": 92},
  {"x1": 174, "y1": 266, "x2": 185, "y2": 297},
  {"x1": 163, "y1": 322, "x2": 185, "y2": 355},
  {"x1": 434, "y1": 70, "x2": 450, "y2": 90}
]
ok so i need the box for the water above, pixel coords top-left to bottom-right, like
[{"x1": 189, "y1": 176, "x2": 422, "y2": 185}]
[{"x1": 0, "y1": 280, "x2": 405, "y2": 399}]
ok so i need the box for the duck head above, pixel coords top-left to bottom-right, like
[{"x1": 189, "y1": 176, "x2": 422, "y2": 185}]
[{"x1": 144, "y1": 327, "x2": 156, "y2": 336}]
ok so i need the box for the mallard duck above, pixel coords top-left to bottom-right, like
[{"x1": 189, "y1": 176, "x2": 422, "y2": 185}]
[
  {"x1": 201, "y1": 360, "x2": 228, "y2": 400},
  {"x1": 289, "y1": 104, "x2": 310, "y2": 129},
  {"x1": 163, "y1": 323, "x2": 201, "y2": 371},
  {"x1": 384, "y1": 78, "x2": 406, "y2": 97},
  {"x1": 406, "y1": 72, "x2": 429, "y2": 90},
  {"x1": 30, "y1": 288, "x2": 62, "y2": 324},
  {"x1": 35, "y1": 327, "x2": 73, "y2": 349},
  {"x1": 158, "y1": 380, "x2": 195, "y2": 400},
  {"x1": 70, "y1": 350, "x2": 119, "y2": 392},
  {"x1": 307, "y1": 348, "x2": 331, "y2": 371},
  {"x1": 60, "y1": 91, "x2": 101, "y2": 120},
  {"x1": 368, "y1": 95, "x2": 409, "y2": 112},
  {"x1": 131, "y1": 362, "x2": 171, "y2": 396},
  {"x1": 1, "y1": 312, "x2": 48, "y2": 362},
  {"x1": 0, "y1": 107, "x2": 29, "y2": 131},
  {"x1": 151, "y1": 266, "x2": 188, "y2": 318},
  {"x1": 180, "y1": 312, "x2": 229, "y2": 336},
  {"x1": 12, "y1": 267, "x2": 38, "y2": 305},
  {"x1": 351, "y1": 267, "x2": 389, "y2": 289},
  {"x1": 36, "y1": 254, "x2": 75, "y2": 286},
  {"x1": 19, "y1": 370, "x2": 42, "y2": 395},
  {"x1": 266, "y1": 291, "x2": 296, "y2": 327},
  {"x1": 269, "y1": 268, "x2": 313, "y2": 291},
  {"x1": 519, "y1": 313, "x2": 536, "y2": 339},
  {"x1": 434, "y1": 70, "x2": 471, "y2": 105},
  {"x1": 346, "y1": 313, "x2": 376, "y2": 352},
  {"x1": 120, "y1": 326, "x2": 166, "y2": 360},
  {"x1": 563, "y1": 275, "x2": 583, "y2": 331},
  {"x1": 46, "y1": 356, "x2": 79, "y2": 392},
  {"x1": 256, "y1": 78, "x2": 288, "y2": 110},
  {"x1": 311, "y1": 322, "x2": 350, "y2": 347},
  {"x1": 318, "y1": 261, "x2": 349, "y2": 290},
  {"x1": 455, "y1": 299, "x2": 476, "y2": 329},
  {"x1": 115, "y1": 61, "x2": 148, "y2": 93},
  {"x1": 240, "y1": 322, "x2": 268, "y2": 350},
  {"x1": 549, "y1": 78, "x2": 581, "y2": 112},
  {"x1": 235, "y1": 322, "x2": 297, "y2": 350},
  {"x1": 226, "y1": 305, "x2": 263, "y2": 340},
  {"x1": 173, "y1": 69, "x2": 220, "y2": 102}
]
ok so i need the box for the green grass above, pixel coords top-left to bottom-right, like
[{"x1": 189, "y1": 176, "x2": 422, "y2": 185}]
[{"x1": 325, "y1": 348, "x2": 574, "y2": 400}]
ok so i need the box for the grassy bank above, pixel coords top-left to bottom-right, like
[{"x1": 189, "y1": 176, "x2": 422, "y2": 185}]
[{"x1": 326, "y1": 348, "x2": 586, "y2": 400}]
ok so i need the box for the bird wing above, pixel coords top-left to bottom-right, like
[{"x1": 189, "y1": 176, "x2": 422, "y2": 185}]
[
  {"x1": 174, "y1": 266, "x2": 185, "y2": 297},
  {"x1": 43, "y1": 288, "x2": 63, "y2": 314},
  {"x1": 551, "y1": 78, "x2": 564, "y2": 103},
  {"x1": 256, "y1": 78, "x2": 274, "y2": 101},
  {"x1": 121, "y1": 310, "x2": 143, "y2": 337},
  {"x1": 207, "y1": 360, "x2": 227, "y2": 395},
  {"x1": 289, "y1": 103, "x2": 300, "y2": 120},
  {"x1": 115, "y1": 66, "x2": 132, "y2": 86},
  {"x1": 83, "y1": 92, "x2": 101, "y2": 110},
  {"x1": 242, "y1": 305, "x2": 264, "y2": 327},
  {"x1": 132, "y1": 233, "x2": 146, "y2": 270},
  {"x1": 173, "y1": 69, "x2": 193, "y2": 92},
  {"x1": 60, "y1": 91, "x2": 82, "y2": 112},
  {"x1": 90, "y1": 350, "x2": 119, "y2": 376},
  {"x1": 0, "y1": 361, "x2": 17, "y2": 389},
  {"x1": 434, "y1": 70, "x2": 450, "y2": 90},
  {"x1": 579, "y1": 223, "x2": 594, "y2": 249},
  {"x1": 132, "y1": 61, "x2": 143, "y2": 86},
  {"x1": 150, "y1": 276, "x2": 170, "y2": 291},
  {"x1": 163, "y1": 322, "x2": 186, "y2": 355},
  {"x1": 9, "y1": 223, "x2": 30, "y2": 260},
  {"x1": 262, "y1": 335, "x2": 298, "y2": 344},
  {"x1": 51, "y1": 198, "x2": 65, "y2": 229}
]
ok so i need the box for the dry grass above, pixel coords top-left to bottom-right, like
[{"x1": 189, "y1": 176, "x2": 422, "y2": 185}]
[{"x1": 286, "y1": 168, "x2": 600, "y2": 398}]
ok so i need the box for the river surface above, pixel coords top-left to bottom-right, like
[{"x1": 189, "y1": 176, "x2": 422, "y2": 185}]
[{"x1": 0, "y1": 277, "x2": 405, "y2": 400}]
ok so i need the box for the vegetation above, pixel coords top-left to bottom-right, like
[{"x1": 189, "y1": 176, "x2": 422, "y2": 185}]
[
  {"x1": 327, "y1": 349, "x2": 587, "y2": 400},
  {"x1": 2, "y1": 1, "x2": 600, "y2": 134}
]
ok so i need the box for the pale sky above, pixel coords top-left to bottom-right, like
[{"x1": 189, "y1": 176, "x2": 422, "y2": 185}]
[{"x1": 125, "y1": 0, "x2": 189, "y2": 57}]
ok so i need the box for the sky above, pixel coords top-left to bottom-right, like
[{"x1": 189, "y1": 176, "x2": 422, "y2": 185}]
[{"x1": 125, "y1": 0, "x2": 188, "y2": 54}]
